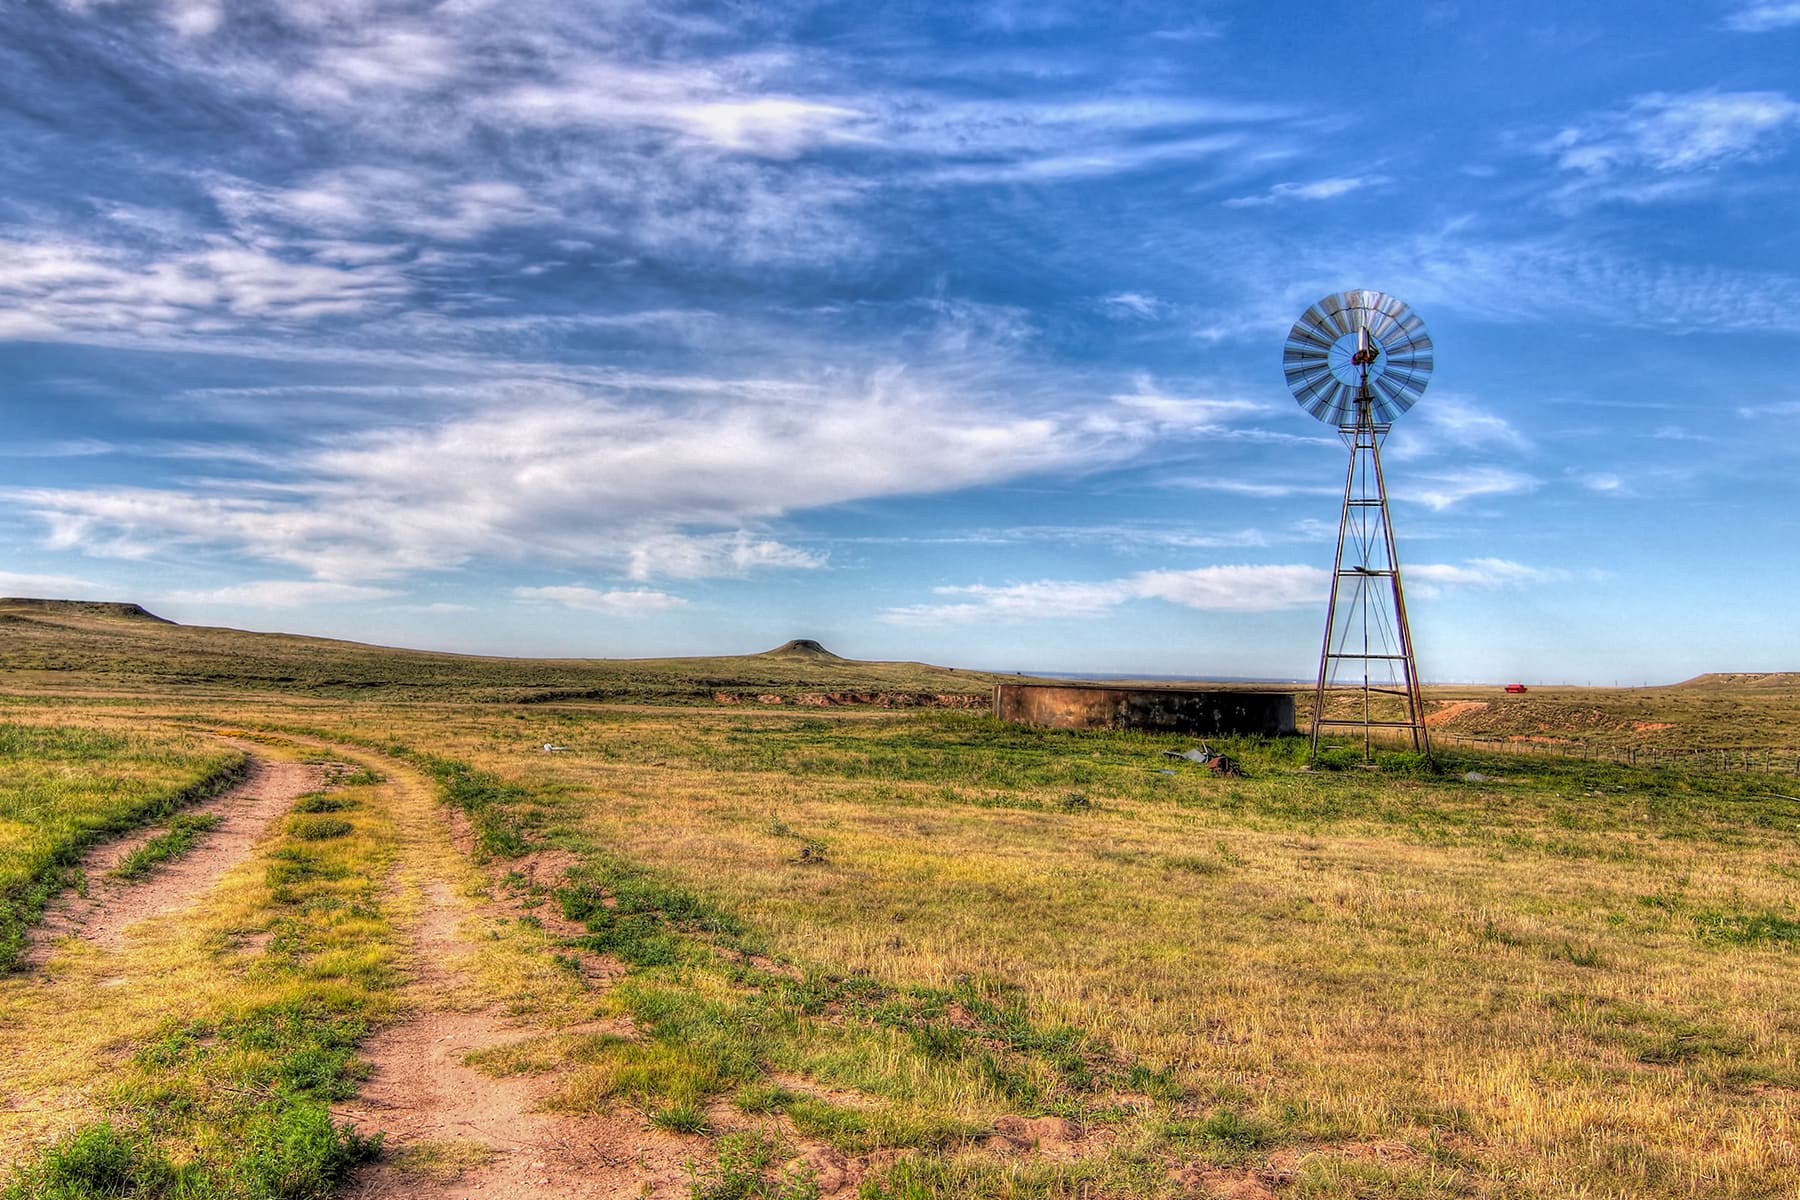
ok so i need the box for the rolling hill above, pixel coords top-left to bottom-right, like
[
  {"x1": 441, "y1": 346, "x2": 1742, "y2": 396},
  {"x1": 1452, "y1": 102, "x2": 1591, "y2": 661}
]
[{"x1": 0, "y1": 598, "x2": 1001, "y2": 704}]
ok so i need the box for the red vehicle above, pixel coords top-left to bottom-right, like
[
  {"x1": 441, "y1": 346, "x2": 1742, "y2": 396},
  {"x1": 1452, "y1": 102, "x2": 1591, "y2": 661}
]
[{"x1": 1504, "y1": 683, "x2": 1528, "y2": 694}]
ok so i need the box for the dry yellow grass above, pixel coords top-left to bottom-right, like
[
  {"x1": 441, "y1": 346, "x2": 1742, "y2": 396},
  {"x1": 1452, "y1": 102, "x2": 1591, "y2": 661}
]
[{"x1": 174, "y1": 697, "x2": 1795, "y2": 1198}]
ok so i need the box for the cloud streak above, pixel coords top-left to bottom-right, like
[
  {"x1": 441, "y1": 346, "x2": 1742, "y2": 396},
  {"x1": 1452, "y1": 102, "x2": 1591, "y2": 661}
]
[
  {"x1": 14, "y1": 363, "x2": 1267, "y2": 584},
  {"x1": 1723, "y1": 2, "x2": 1800, "y2": 32},
  {"x1": 1223, "y1": 175, "x2": 1388, "y2": 208},
  {"x1": 882, "y1": 564, "x2": 1329, "y2": 625},
  {"x1": 513, "y1": 585, "x2": 687, "y2": 615}
]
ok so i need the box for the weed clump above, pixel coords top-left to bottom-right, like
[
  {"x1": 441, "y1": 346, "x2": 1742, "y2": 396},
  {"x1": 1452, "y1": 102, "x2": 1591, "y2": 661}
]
[
  {"x1": 3, "y1": 1122, "x2": 171, "y2": 1199},
  {"x1": 287, "y1": 816, "x2": 355, "y2": 841},
  {"x1": 231, "y1": 1104, "x2": 381, "y2": 1200},
  {"x1": 291, "y1": 793, "x2": 354, "y2": 814}
]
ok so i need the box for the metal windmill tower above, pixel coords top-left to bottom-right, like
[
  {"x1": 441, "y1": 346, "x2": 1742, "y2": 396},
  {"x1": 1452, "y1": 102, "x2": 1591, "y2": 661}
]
[{"x1": 1283, "y1": 290, "x2": 1434, "y2": 761}]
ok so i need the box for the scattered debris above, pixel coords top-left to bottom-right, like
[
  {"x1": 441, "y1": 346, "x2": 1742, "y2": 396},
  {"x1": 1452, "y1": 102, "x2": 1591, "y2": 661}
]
[{"x1": 1162, "y1": 745, "x2": 1242, "y2": 777}]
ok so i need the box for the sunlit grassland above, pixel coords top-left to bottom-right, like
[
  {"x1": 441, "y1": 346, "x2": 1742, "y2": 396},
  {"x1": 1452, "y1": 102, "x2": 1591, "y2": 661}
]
[
  {"x1": 0, "y1": 718, "x2": 246, "y2": 970},
  {"x1": 206, "y1": 700, "x2": 1800, "y2": 1199},
  {"x1": 0, "y1": 737, "x2": 403, "y2": 1198},
  {"x1": 4, "y1": 646, "x2": 1798, "y2": 1197}
]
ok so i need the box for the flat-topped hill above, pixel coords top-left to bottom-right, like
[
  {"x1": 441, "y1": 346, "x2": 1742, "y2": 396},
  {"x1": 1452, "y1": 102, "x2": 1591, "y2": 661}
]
[
  {"x1": 757, "y1": 639, "x2": 844, "y2": 661},
  {"x1": 0, "y1": 598, "x2": 172, "y2": 623},
  {"x1": 0, "y1": 597, "x2": 1001, "y2": 704}
]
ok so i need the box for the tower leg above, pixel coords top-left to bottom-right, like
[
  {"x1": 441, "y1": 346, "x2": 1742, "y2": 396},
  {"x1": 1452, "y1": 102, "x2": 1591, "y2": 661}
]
[{"x1": 1309, "y1": 403, "x2": 1431, "y2": 763}]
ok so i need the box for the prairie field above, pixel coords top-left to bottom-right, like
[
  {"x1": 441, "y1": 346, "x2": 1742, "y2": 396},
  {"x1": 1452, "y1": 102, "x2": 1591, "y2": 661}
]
[{"x1": 1, "y1": 600, "x2": 1797, "y2": 1199}]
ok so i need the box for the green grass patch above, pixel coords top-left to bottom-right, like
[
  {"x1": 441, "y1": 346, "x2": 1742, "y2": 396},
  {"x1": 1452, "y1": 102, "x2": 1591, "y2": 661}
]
[
  {"x1": 5, "y1": 758, "x2": 397, "y2": 1198},
  {"x1": 1692, "y1": 908, "x2": 1800, "y2": 946},
  {"x1": 286, "y1": 815, "x2": 355, "y2": 841},
  {"x1": 0, "y1": 724, "x2": 249, "y2": 971},
  {"x1": 408, "y1": 754, "x2": 532, "y2": 859},
  {"x1": 110, "y1": 812, "x2": 225, "y2": 882},
  {"x1": 290, "y1": 793, "x2": 354, "y2": 814}
]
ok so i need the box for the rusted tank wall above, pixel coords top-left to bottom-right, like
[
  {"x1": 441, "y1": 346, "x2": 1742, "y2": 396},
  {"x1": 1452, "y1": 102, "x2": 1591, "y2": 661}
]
[{"x1": 993, "y1": 683, "x2": 1295, "y2": 737}]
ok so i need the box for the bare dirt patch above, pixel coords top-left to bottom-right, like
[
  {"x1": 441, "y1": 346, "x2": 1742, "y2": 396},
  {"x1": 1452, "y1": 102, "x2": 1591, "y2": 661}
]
[
  {"x1": 1170, "y1": 1140, "x2": 1426, "y2": 1197},
  {"x1": 341, "y1": 788, "x2": 691, "y2": 1198},
  {"x1": 26, "y1": 750, "x2": 325, "y2": 961},
  {"x1": 1426, "y1": 700, "x2": 1489, "y2": 728},
  {"x1": 987, "y1": 1114, "x2": 1091, "y2": 1161},
  {"x1": 337, "y1": 1009, "x2": 703, "y2": 1199}
]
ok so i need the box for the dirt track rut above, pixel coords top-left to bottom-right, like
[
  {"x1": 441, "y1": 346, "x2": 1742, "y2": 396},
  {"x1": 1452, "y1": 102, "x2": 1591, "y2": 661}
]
[{"x1": 27, "y1": 750, "x2": 325, "y2": 961}]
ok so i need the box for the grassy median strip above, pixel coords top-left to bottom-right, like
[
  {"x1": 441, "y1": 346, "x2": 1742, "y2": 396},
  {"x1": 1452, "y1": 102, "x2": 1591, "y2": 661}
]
[
  {"x1": 0, "y1": 721, "x2": 249, "y2": 971},
  {"x1": 109, "y1": 812, "x2": 227, "y2": 882}
]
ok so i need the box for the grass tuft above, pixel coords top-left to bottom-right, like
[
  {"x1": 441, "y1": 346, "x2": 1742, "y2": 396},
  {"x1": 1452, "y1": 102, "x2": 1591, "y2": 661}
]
[{"x1": 110, "y1": 812, "x2": 225, "y2": 882}]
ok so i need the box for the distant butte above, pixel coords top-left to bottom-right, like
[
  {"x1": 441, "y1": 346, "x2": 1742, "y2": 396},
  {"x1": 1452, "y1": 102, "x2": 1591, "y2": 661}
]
[
  {"x1": 0, "y1": 597, "x2": 175, "y2": 624},
  {"x1": 759, "y1": 638, "x2": 844, "y2": 661}
]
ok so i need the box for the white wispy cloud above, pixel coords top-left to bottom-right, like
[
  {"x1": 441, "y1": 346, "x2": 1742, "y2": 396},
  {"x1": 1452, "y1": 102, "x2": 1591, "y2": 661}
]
[
  {"x1": 926, "y1": 133, "x2": 1250, "y2": 184},
  {"x1": 881, "y1": 564, "x2": 1328, "y2": 625},
  {"x1": 1165, "y1": 478, "x2": 1340, "y2": 498},
  {"x1": 1222, "y1": 175, "x2": 1388, "y2": 208},
  {"x1": 0, "y1": 233, "x2": 408, "y2": 340},
  {"x1": 1402, "y1": 466, "x2": 1540, "y2": 511},
  {"x1": 282, "y1": 25, "x2": 464, "y2": 108},
  {"x1": 0, "y1": 569, "x2": 113, "y2": 598},
  {"x1": 212, "y1": 170, "x2": 554, "y2": 242},
  {"x1": 1406, "y1": 557, "x2": 1568, "y2": 599},
  {"x1": 480, "y1": 56, "x2": 865, "y2": 157},
  {"x1": 13, "y1": 365, "x2": 1198, "y2": 583},
  {"x1": 1571, "y1": 470, "x2": 1625, "y2": 493},
  {"x1": 165, "y1": 580, "x2": 398, "y2": 607},
  {"x1": 626, "y1": 533, "x2": 824, "y2": 581},
  {"x1": 1100, "y1": 292, "x2": 1166, "y2": 319},
  {"x1": 834, "y1": 524, "x2": 1273, "y2": 551},
  {"x1": 1386, "y1": 394, "x2": 1531, "y2": 462},
  {"x1": 513, "y1": 585, "x2": 687, "y2": 614},
  {"x1": 1246, "y1": 222, "x2": 1800, "y2": 336},
  {"x1": 162, "y1": 0, "x2": 223, "y2": 37},
  {"x1": 1736, "y1": 400, "x2": 1800, "y2": 417},
  {"x1": 1724, "y1": 1, "x2": 1800, "y2": 31},
  {"x1": 1544, "y1": 90, "x2": 1800, "y2": 177},
  {"x1": 1104, "y1": 374, "x2": 1265, "y2": 430}
]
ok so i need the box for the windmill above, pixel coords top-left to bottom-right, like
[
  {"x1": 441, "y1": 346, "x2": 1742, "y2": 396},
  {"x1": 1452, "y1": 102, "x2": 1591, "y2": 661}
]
[{"x1": 1283, "y1": 290, "x2": 1434, "y2": 761}]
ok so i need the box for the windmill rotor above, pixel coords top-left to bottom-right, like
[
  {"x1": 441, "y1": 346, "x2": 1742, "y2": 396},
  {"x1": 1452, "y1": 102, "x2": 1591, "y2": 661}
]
[{"x1": 1283, "y1": 289, "x2": 1434, "y2": 426}]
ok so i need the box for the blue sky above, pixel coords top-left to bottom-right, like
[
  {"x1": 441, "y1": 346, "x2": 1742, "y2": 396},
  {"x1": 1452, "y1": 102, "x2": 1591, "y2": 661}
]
[{"x1": 2, "y1": 1, "x2": 1797, "y2": 683}]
